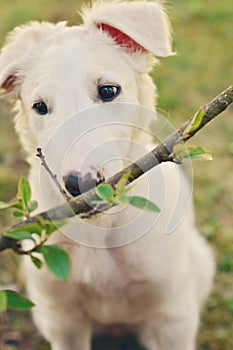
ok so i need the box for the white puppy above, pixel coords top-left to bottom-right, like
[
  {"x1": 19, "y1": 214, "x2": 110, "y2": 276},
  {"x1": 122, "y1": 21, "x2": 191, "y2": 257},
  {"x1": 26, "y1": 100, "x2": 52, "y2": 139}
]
[{"x1": 0, "y1": 1, "x2": 214, "y2": 349}]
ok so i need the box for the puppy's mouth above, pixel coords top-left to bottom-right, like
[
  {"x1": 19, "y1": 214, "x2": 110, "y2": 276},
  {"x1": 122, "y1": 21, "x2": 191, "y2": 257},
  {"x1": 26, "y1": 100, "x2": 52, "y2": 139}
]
[{"x1": 63, "y1": 169, "x2": 105, "y2": 197}]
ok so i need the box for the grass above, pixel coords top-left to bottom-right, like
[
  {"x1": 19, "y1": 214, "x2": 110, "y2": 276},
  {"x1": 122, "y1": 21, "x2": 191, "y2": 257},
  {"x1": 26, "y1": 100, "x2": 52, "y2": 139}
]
[{"x1": 0, "y1": 0, "x2": 232, "y2": 349}]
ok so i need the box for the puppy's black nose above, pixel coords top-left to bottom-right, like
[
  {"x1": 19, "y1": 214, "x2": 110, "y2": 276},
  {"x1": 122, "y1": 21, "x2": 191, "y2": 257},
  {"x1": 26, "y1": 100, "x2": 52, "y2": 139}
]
[{"x1": 63, "y1": 171, "x2": 97, "y2": 197}]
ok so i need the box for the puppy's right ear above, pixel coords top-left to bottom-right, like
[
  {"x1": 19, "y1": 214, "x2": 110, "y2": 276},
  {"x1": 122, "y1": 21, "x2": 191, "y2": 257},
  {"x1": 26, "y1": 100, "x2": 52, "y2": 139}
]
[
  {"x1": 0, "y1": 23, "x2": 40, "y2": 98},
  {"x1": 0, "y1": 59, "x2": 21, "y2": 99},
  {"x1": 0, "y1": 21, "x2": 67, "y2": 99}
]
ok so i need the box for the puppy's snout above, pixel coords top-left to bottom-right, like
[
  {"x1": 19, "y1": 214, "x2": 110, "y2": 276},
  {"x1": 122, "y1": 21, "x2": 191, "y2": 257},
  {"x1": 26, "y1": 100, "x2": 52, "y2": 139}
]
[{"x1": 63, "y1": 171, "x2": 97, "y2": 197}]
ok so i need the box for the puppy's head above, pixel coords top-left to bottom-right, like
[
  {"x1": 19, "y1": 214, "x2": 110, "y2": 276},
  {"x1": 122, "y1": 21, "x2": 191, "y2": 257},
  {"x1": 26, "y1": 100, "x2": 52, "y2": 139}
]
[{"x1": 0, "y1": 1, "x2": 174, "y2": 198}]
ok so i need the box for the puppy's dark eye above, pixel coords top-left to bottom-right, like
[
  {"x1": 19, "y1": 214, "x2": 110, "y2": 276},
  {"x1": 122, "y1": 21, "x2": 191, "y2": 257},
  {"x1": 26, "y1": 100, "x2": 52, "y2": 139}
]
[
  {"x1": 98, "y1": 85, "x2": 121, "y2": 102},
  {"x1": 32, "y1": 101, "x2": 48, "y2": 115}
]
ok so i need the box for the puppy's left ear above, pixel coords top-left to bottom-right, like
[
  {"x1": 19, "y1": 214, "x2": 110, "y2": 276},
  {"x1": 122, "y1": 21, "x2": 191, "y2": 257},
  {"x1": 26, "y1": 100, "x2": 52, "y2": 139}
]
[
  {"x1": 0, "y1": 21, "x2": 68, "y2": 99},
  {"x1": 82, "y1": 1, "x2": 175, "y2": 58}
]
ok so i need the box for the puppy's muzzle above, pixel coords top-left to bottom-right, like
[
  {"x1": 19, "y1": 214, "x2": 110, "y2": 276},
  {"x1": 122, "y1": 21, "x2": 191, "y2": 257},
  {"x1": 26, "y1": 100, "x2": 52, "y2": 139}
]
[{"x1": 63, "y1": 171, "x2": 97, "y2": 197}]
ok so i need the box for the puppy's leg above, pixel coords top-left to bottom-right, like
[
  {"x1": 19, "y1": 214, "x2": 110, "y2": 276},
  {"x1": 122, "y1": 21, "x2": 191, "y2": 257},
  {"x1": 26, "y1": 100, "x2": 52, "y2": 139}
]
[
  {"x1": 139, "y1": 288, "x2": 199, "y2": 350},
  {"x1": 23, "y1": 248, "x2": 93, "y2": 350},
  {"x1": 50, "y1": 325, "x2": 92, "y2": 350},
  {"x1": 34, "y1": 309, "x2": 92, "y2": 350}
]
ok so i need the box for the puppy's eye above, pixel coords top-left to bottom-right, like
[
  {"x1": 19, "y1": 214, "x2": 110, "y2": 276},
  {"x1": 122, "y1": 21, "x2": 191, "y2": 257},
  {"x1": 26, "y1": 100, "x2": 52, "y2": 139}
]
[
  {"x1": 98, "y1": 85, "x2": 121, "y2": 102},
  {"x1": 32, "y1": 101, "x2": 48, "y2": 115}
]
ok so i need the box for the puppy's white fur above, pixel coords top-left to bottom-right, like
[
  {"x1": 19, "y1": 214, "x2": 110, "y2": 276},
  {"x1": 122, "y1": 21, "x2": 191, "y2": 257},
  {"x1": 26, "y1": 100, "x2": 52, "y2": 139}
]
[{"x1": 0, "y1": 2, "x2": 214, "y2": 349}]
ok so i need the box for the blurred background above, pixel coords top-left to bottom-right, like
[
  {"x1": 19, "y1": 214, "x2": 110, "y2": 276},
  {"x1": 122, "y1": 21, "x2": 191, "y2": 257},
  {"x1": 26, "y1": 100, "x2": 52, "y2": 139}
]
[{"x1": 0, "y1": 0, "x2": 232, "y2": 349}]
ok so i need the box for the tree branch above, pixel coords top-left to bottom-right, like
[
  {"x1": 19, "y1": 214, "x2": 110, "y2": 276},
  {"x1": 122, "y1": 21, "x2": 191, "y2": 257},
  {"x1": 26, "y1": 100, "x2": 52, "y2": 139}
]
[{"x1": 0, "y1": 85, "x2": 232, "y2": 252}]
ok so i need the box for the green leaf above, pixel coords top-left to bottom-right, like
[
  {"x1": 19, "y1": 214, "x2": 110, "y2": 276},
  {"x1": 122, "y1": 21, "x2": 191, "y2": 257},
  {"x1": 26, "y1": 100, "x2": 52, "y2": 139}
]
[
  {"x1": 45, "y1": 222, "x2": 58, "y2": 236},
  {"x1": 5, "y1": 290, "x2": 34, "y2": 310},
  {"x1": 28, "y1": 200, "x2": 38, "y2": 213},
  {"x1": 128, "y1": 196, "x2": 160, "y2": 212},
  {"x1": 114, "y1": 171, "x2": 133, "y2": 205},
  {"x1": 116, "y1": 171, "x2": 131, "y2": 195},
  {"x1": 31, "y1": 255, "x2": 43, "y2": 269},
  {"x1": 96, "y1": 184, "x2": 114, "y2": 201},
  {"x1": 13, "y1": 211, "x2": 25, "y2": 218},
  {"x1": 18, "y1": 222, "x2": 42, "y2": 236},
  {"x1": 4, "y1": 230, "x2": 35, "y2": 242},
  {"x1": 39, "y1": 245, "x2": 71, "y2": 281},
  {"x1": 18, "y1": 176, "x2": 31, "y2": 209},
  {"x1": 113, "y1": 193, "x2": 128, "y2": 205},
  {"x1": 0, "y1": 290, "x2": 7, "y2": 312},
  {"x1": 0, "y1": 201, "x2": 13, "y2": 210},
  {"x1": 184, "y1": 107, "x2": 204, "y2": 135},
  {"x1": 173, "y1": 144, "x2": 213, "y2": 162},
  {"x1": 12, "y1": 201, "x2": 23, "y2": 210},
  {"x1": 0, "y1": 200, "x2": 22, "y2": 210},
  {"x1": 44, "y1": 219, "x2": 67, "y2": 236},
  {"x1": 184, "y1": 146, "x2": 213, "y2": 161}
]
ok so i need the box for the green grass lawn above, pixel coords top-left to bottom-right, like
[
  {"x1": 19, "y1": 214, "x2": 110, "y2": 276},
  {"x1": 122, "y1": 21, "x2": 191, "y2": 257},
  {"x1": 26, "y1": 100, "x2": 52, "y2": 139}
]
[{"x1": 0, "y1": 0, "x2": 233, "y2": 349}]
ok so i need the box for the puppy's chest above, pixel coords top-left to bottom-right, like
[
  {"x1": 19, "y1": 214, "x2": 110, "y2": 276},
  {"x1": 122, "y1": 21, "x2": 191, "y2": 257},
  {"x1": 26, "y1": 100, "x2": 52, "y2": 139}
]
[{"x1": 72, "y1": 249, "x2": 160, "y2": 323}]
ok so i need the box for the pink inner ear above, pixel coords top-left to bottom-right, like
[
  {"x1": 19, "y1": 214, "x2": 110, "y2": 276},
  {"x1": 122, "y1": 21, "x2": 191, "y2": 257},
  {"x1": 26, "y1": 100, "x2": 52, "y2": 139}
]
[
  {"x1": 1, "y1": 74, "x2": 17, "y2": 93},
  {"x1": 97, "y1": 23, "x2": 146, "y2": 53}
]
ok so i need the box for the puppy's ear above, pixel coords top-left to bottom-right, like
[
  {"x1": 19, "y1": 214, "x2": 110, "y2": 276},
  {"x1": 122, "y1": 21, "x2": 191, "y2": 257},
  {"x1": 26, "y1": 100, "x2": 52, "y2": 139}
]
[
  {"x1": 0, "y1": 69, "x2": 20, "y2": 98},
  {"x1": 81, "y1": 1, "x2": 175, "y2": 58},
  {"x1": 0, "y1": 21, "x2": 67, "y2": 99}
]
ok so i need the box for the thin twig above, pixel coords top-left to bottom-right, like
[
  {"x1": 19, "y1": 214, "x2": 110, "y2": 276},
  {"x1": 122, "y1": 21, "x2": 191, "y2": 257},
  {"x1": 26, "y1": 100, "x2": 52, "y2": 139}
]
[
  {"x1": 0, "y1": 85, "x2": 232, "y2": 252},
  {"x1": 36, "y1": 148, "x2": 70, "y2": 200}
]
